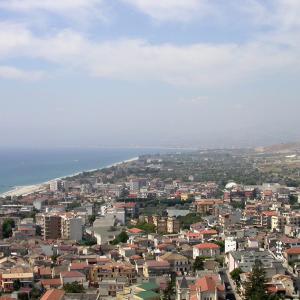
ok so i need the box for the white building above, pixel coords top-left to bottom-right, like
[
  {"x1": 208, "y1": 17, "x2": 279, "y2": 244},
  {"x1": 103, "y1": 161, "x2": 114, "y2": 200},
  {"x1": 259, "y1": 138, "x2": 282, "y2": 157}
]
[{"x1": 225, "y1": 237, "x2": 237, "y2": 253}]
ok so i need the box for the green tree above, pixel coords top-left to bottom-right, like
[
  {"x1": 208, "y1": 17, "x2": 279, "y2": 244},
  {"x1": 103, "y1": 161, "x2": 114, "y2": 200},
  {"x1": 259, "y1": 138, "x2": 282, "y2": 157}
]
[
  {"x1": 289, "y1": 194, "x2": 298, "y2": 206},
  {"x1": 88, "y1": 215, "x2": 96, "y2": 225},
  {"x1": 31, "y1": 288, "x2": 42, "y2": 300},
  {"x1": 110, "y1": 231, "x2": 129, "y2": 245},
  {"x1": 163, "y1": 272, "x2": 176, "y2": 300},
  {"x1": 2, "y1": 218, "x2": 15, "y2": 238},
  {"x1": 63, "y1": 282, "x2": 85, "y2": 293},
  {"x1": 212, "y1": 240, "x2": 225, "y2": 252},
  {"x1": 13, "y1": 279, "x2": 21, "y2": 291},
  {"x1": 230, "y1": 267, "x2": 243, "y2": 288},
  {"x1": 128, "y1": 222, "x2": 156, "y2": 233},
  {"x1": 193, "y1": 257, "x2": 205, "y2": 271},
  {"x1": 244, "y1": 260, "x2": 268, "y2": 300}
]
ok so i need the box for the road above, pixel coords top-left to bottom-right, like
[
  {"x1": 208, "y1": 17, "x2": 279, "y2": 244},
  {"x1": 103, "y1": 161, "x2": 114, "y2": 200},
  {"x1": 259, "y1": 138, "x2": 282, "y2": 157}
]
[{"x1": 219, "y1": 269, "x2": 237, "y2": 300}]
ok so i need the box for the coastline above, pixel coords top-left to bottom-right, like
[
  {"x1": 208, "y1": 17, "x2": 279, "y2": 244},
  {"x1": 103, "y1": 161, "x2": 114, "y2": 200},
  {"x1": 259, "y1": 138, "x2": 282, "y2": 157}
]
[{"x1": 0, "y1": 156, "x2": 139, "y2": 198}]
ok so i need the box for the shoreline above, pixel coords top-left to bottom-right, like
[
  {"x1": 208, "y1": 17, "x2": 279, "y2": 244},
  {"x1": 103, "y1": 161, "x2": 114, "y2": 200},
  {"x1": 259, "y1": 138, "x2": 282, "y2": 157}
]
[{"x1": 0, "y1": 156, "x2": 139, "y2": 198}]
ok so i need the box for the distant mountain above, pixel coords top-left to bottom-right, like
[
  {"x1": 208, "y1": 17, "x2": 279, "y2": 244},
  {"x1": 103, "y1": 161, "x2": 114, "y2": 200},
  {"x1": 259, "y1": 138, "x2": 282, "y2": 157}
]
[{"x1": 255, "y1": 142, "x2": 300, "y2": 153}]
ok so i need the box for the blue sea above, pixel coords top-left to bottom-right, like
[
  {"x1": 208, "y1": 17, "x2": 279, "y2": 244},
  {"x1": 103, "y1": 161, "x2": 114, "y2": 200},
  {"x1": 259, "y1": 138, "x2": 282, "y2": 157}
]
[{"x1": 0, "y1": 148, "x2": 162, "y2": 194}]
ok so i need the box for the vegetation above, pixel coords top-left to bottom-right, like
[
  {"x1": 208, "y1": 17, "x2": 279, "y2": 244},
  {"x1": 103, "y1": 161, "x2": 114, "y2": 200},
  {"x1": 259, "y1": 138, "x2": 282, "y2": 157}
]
[
  {"x1": 289, "y1": 194, "x2": 298, "y2": 206},
  {"x1": 13, "y1": 279, "x2": 21, "y2": 291},
  {"x1": 88, "y1": 214, "x2": 96, "y2": 225},
  {"x1": 177, "y1": 213, "x2": 203, "y2": 229},
  {"x1": 163, "y1": 272, "x2": 176, "y2": 300},
  {"x1": 110, "y1": 231, "x2": 129, "y2": 245},
  {"x1": 244, "y1": 260, "x2": 269, "y2": 300},
  {"x1": 2, "y1": 218, "x2": 15, "y2": 238},
  {"x1": 193, "y1": 256, "x2": 205, "y2": 271},
  {"x1": 211, "y1": 240, "x2": 225, "y2": 252},
  {"x1": 66, "y1": 201, "x2": 81, "y2": 211},
  {"x1": 79, "y1": 235, "x2": 97, "y2": 246},
  {"x1": 63, "y1": 281, "x2": 85, "y2": 293},
  {"x1": 128, "y1": 221, "x2": 156, "y2": 233},
  {"x1": 230, "y1": 267, "x2": 243, "y2": 289}
]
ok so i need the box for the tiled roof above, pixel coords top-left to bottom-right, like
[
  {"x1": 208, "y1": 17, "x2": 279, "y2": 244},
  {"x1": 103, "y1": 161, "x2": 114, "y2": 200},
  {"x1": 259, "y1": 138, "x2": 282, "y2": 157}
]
[
  {"x1": 285, "y1": 247, "x2": 300, "y2": 255},
  {"x1": 40, "y1": 289, "x2": 65, "y2": 300},
  {"x1": 194, "y1": 243, "x2": 220, "y2": 250}
]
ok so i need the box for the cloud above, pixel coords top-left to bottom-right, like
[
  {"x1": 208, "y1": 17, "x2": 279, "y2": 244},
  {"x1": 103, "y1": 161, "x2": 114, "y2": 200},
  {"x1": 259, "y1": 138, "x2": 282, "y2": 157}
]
[
  {"x1": 0, "y1": 65, "x2": 43, "y2": 80},
  {"x1": 0, "y1": 1, "x2": 300, "y2": 85},
  {"x1": 0, "y1": 21, "x2": 299, "y2": 86},
  {"x1": 120, "y1": 0, "x2": 210, "y2": 22},
  {"x1": 0, "y1": 0, "x2": 105, "y2": 23}
]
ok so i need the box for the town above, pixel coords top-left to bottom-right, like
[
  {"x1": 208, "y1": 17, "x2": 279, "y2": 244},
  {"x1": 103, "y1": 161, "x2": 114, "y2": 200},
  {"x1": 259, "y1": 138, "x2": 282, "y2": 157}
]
[{"x1": 0, "y1": 147, "x2": 300, "y2": 300}]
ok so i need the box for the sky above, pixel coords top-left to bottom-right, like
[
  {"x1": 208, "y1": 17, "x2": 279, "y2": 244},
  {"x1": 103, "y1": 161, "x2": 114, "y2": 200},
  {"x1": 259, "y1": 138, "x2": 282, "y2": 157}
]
[{"x1": 0, "y1": 0, "x2": 300, "y2": 149}]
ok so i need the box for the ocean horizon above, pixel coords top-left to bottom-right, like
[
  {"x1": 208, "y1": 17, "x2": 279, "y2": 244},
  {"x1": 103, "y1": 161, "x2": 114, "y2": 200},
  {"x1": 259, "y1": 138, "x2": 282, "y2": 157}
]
[{"x1": 0, "y1": 147, "x2": 165, "y2": 194}]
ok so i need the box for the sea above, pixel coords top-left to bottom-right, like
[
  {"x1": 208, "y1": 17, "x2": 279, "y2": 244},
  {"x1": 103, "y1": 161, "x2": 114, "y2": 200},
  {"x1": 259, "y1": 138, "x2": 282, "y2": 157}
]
[{"x1": 0, "y1": 147, "x2": 163, "y2": 194}]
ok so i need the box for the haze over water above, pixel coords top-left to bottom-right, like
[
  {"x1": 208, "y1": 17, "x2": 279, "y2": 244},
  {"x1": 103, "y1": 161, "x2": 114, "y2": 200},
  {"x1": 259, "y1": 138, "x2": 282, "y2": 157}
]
[{"x1": 0, "y1": 148, "x2": 160, "y2": 194}]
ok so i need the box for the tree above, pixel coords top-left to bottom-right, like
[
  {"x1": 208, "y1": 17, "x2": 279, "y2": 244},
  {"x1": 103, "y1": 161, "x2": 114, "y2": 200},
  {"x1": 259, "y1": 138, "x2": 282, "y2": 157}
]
[
  {"x1": 230, "y1": 267, "x2": 243, "y2": 288},
  {"x1": 163, "y1": 272, "x2": 176, "y2": 300},
  {"x1": 31, "y1": 287, "x2": 42, "y2": 300},
  {"x1": 244, "y1": 260, "x2": 268, "y2": 300},
  {"x1": 289, "y1": 194, "x2": 298, "y2": 206},
  {"x1": 63, "y1": 282, "x2": 85, "y2": 293},
  {"x1": 110, "y1": 231, "x2": 129, "y2": 245},
  {"x1": 193, "y1": 256, "x2": 205, "y2": 271},
  {"x1": 36, "y1": 225, "x2": 42, "y2": 236},
  {"x1": 212, "y1": 240, "x2": 224, "y2": 252},
  {"x1": 2, "y1": 218, "x2": 15, "y2": 238},
  {"x1": 88, "y1": 215, "x2": 96, "y2": 225},
  {"x1": 13, "y1": 279, "x2": 21, "y2": 291}
]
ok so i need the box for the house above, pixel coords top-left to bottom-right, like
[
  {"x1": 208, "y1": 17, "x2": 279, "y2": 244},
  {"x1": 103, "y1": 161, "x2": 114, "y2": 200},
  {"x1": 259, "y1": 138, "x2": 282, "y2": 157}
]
[
  {"x1": 284, "y1": 247, "x2": 300, "y2": 263},
  {"x1": 60, "y1": 271, "x2": 86, "y2": 285},
  {"x1": 40, "y1": 278, "x2": 62, "y2": 290},
  {"x1": 69, "y1": 262, "x2": 90, "y2": 277},
  {"x1": 90, "y1": 262, "x2": 137, "y2": 285},
  {"x1": 40, "y1": 289, "x2": 65, "y2": 300},
  {"x1": 193, "y1": 243, "x2": 220, "y2": 259},
  {"x1": 176, "y1": 275, "x2": 225, "y2": 300},
  {"x1": 1, "y1": 272, "x2": 34, "y2": 292},
  {"x1": 159, "y1": 252, "x2": 191, "y2": 273},
  {"x1": 143, "y1": 260, "x2": 170, "y2": 278}
]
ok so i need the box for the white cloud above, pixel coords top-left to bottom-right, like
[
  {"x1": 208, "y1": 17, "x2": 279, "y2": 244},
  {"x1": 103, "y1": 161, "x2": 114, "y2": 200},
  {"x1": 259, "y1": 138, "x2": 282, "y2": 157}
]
[
  {"x1": 0, "y1": 0, "x2": 105, "y2": 23},
  {"x1": 0, "y1": 1, "x2": 300, "y2": 84},
  {"x1": 0, "y1": 21, "x2": 299, "y2": 85},
  {"x1": 0, "y1": 0, "x2": 101, "y2": 12},
  {"x1": 120, "y1": 0, "x2": 209, "y2": 22},
  {"x1": 0, "y1": 65, "x2": 43, "y2": 80}
]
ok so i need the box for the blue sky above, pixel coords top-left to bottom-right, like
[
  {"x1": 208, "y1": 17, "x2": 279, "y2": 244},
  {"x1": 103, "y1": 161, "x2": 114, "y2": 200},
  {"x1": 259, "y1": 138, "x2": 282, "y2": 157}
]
[{"x1": 1, "y1": 0, "x2": 300, "y2": 148}]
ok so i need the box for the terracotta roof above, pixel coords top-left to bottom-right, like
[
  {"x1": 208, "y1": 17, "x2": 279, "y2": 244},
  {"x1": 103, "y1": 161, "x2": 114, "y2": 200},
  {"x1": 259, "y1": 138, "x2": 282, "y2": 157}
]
[
  {"x1": 191, "y1": 275, "x2": 224, "y2": 293},
  {"x1": 194, "y1": 243, "x2": 220, "y2": 250},
  {"x1": 146, "y1": 260, "x2": 170, "y2": 268},
  {"x1": 39, "y1": 267, "x2": 52, "y2": 276},
  {"x1": 128, "y1": 228, "x2": 144, "y2": 234},
  {"x1": 60, "y1": 271, "x2": 85, "y2": 278},
  {"x1": 262, "y1": 211, "x2": 278, "y2": 217},
  {"x1": 285, "y1": 247, "x2": 300, "y2": 255},
  {"x1": 40, "y1": 289, "x2": 64, "y2": 300},
  {"x1": 199, "y1": 229, "x2": 218, "y2": 235},
  {"x1": 70, "y1": 262, "x2": 88, "y2": 270},
  {"x1": 41, "y1": 278, "x2": 62, "y2": 287}
]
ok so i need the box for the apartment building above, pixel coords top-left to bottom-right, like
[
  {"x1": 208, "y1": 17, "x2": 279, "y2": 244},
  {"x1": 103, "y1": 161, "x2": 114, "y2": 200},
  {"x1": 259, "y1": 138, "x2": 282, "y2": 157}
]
[
  {"x1": 90, "y1": 263, "x2": 137, "y2": 286},
  {"x1": 43, "y1": 215, "x2": 62, "y2": 240}
]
